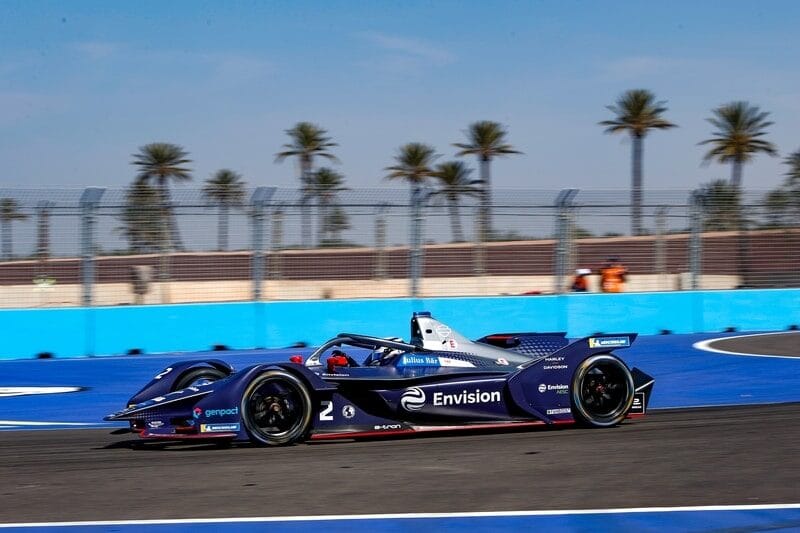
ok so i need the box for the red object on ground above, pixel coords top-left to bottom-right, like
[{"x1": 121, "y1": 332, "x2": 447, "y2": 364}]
[
  {"x1": 289, "y1": 355, "x2": 303, "y2": 364},
  {"x1": 326, "y1": 355, "x2": 349, "y2": 373}
]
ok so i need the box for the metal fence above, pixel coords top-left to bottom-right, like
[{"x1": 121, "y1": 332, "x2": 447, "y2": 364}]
[{"x1": 0, "y1": 187, "x2": 798, "y2": 308}]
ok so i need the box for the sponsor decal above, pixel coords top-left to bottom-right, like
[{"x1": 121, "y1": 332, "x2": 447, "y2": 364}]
[
  {"x1": 546, "y1": 407, "x2": 571, "y2": 415},
  {"x1": 439, "y1": 357, "x2": 475, "y2": 368},
  {"x1": 399, "y1": 355, "x2": 441, "y2": 367},
  {"x1": 147, "y1": 420, "x2": 164, "y2": 428},
  {"x1": 433, "y1": 389, "x2": 501, "y2": 406},
  {"x1": 435, "y1": 324, "x2": 452, "y2": 339},
  {"x1": 153, "y1": 367, "x2": 173, "y2": 380},
  {"x1": 447, "y1": 338, "x2": 459, "y2": 350},
  {"x1": 630, "y1": 392, "x2": 646, "y2": 414},
  {"x1": 342, "y1": 405, "x2": 355, "y2": 419},
  {"x1": 588, "y1": 336, "x2": 630, "y2": 348},
  {"x1": 200, "y1": 423, "x2": 240, "y2": 433},
  {"x1": 538, "y1": 383, "x2": 569, "y2": 394},
  {"x1": 496, "y1": 358, "x2": 510, "y2": 366},
  {"x1": 193, "y1": 407, "x2": 203, "y2": 419},
  {"x1": 400, "y1": 387, "x2": 426, "y2": 411},
  {"x1": 0, "y1": 386, "x2": 85, "y2": 398},
  {"x1": 374, "y1": 424, "x2": 403, "y2": 430},
  {"x1": 204, "y1": 407, "x2": 239, "y2": 417},
  {"x1": 543, "y1": 355, "x2": 568, "y2": 370}
]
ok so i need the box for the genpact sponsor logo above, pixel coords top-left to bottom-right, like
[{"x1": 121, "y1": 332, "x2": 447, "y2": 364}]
[
  {"x1": 400, "y1": 387, "x2": 426, "y2": 411},
  {"x1": 204, "y1": 407, "x2": 239, "y2": 417},
  {"x1": 193, "y1": 407, "x2": 203, "y2": 419},
  {"x1": 433, "y1": 389, "x2": 501, "y2": 406}
]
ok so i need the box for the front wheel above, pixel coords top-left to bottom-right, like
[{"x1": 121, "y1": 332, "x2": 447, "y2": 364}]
[
  {"x1": 241, "y1": 370, "x2": 312, "y2": 446},
  {"x1": 571, "y1": 354, "x2": 634, "y2": 427},
  {"x1": 172, "y1": 367, "x2": 228, "y2": 391}
]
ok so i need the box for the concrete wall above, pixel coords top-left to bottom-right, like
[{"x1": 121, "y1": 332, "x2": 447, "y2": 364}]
[{"x1": 0, "y1": 289, "x2": 798, "y2": 360}]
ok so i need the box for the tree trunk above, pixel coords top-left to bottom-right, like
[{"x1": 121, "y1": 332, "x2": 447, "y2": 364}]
[
  {"x1": 731, "y1": 160, "x2": 743, "y2": 189},
  {"x1": 157, "y1": 179, "x2": 172, "y2": 303},
  {"x1": 218, "y1": 203, "x2": 229, "y2": 251},
  {"x1": 631, "y1": 133, "x2": 644, "y2": 236},
  {"x1": 1, "y1": 220, "x2": 10, "y2": 260},
  {"x1": 318, "y1": 195, "x2": 329, "y2": 245},
  {"x1": 300, "y1": 159, "x2": 312, "y2": 248},
  {"x1": 449, "y1": 197, "x2": 464, "y2": 242},
  {"x1": 480, "y1": 156, "x2": 492, "y2": 241}
]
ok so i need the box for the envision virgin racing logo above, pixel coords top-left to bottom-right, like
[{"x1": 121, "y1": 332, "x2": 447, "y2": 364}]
[
  {"x1": 400, "y1": 386, "x2": 502, "y2": 410},
  {"x1": 400, "y1": 387, "x2": 426, "y2": 411}
]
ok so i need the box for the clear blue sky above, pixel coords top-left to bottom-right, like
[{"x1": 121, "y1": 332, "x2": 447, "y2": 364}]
[{"x1": 1, "y1": 0, "x2": 799, "y2": 192}]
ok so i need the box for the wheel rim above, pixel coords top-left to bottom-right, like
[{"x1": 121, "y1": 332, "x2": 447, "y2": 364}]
[
  {"x1": 573, "y1": 355, "x2": 634, "y2": 426},
  {"x1": 244, "y1": 375, "x2": 308, "y2": 443},
  {"x1": 187, "y1": 375, "x2": 217, "y2": 388}
]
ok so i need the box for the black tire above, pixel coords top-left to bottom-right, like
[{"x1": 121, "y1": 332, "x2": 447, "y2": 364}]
[
  {"x1": 571, "y1": 354, "x2": 635, "y2": 427},
  {"x1": 240, "y1": 370, "x2": 313, "y2": 446},
  {"x1": 172, "y1": 367, "x2": 227, "y2": 391}
]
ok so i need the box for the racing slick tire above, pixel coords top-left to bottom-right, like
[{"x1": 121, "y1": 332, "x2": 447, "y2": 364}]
[
  {"x1": 240, "y1": 370, "x2": 313, "y2": 446},
  {"x1": 172, "y1": 367, "x2": 228, "y2": 391},
  {"x1": 571, "y1": 354, "x2": 635, "y2": 428}
]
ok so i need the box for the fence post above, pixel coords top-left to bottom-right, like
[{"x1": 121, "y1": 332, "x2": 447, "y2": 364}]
[
  {"x1": 250, "y1": 187, "x2": 275, "y2": 301},
  {"x1": 79, "y1": 187, "x2": 105, "y2": 307},
  {"x1": 554, "y1": 189, "x2": 578, "y2": 294},
  {"x1": 689, "y1": 191, "x2": 703, "y2": 290},
  {"x1": 270, "y1": 203, "x2": 284, "y2": 281},
  {"x1": 655, "y1": 206, "x2": 667, "y2": 290},
  {"x1": 472, "y1": 205, "x2": 486, "y2": 276},
  {"x1": 35, "y1": 201, "x2": 54, "y2": 278},
  {"x1": 409, "y1": 185, "x2": 425, "y2": 298},
  {"x1": 374, "y1": 203, "x2": 388, "y2": 280}
]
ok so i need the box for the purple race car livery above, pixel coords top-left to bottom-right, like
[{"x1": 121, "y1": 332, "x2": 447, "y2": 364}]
[{"x1": 105, "y1": 312, "x2": 654, "y2": 445}]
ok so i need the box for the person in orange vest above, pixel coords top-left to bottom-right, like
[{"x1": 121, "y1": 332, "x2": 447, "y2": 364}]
[
  {"x1": 600, "y1": 257, "x2": 628, "y2": 293},
  {"x1": 571, "y1": 268, "x2": 591, "y2": 292}
]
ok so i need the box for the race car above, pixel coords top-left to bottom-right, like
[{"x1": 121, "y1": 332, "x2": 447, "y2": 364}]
[{"x1": 105, "y1": 312, "x2": 654, "y2": 445}]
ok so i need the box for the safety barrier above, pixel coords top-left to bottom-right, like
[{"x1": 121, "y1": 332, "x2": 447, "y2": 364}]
[{"x1": 1, "y1": 288, "x2": 798, "y2": 360}]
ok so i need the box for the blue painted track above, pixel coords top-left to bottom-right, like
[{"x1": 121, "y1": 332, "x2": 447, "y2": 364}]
[
  {"x1": 2, "y1": 507, "x2": 800, "y2": 532},
  {"x1": 1, "y1": 331, "x2": 798, "y2": 430}
]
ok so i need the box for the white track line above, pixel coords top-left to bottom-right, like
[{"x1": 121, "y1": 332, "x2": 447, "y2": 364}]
[
  {"x1": 693, "y1": 331, "x2": 800, "y2": 359},
  {"x1": 2, "y1": 504, "x2": 800, "y2": 528}
]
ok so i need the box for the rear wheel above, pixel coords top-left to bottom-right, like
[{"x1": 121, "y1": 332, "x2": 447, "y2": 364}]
[
  {"x1": 173, "y1": 367, "x2": 227, "y2": 391},
  {"x1": 571, "y1": 354, "x2": 634, "y2": 427},
  {"x1": 241, "y1": 370, "x2": 312, "y2": 446}
]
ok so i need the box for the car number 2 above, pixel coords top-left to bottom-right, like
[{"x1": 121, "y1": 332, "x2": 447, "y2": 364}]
[{"x1": 319, "y1": 400, "x2": 334, "y2": 421}]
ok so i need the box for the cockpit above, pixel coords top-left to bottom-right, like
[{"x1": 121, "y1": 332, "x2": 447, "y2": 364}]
[{"x1": 304, "y1": 334, "x2": 418, "y2": 370}]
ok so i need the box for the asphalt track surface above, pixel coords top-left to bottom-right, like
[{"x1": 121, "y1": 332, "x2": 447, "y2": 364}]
[
  {"x1": 2, "y1": 331, "x2": 799, "y2": 524},
  {"x1": 708, "y1": 331, "x2": 800, "y2": 357},
  {"x1": 1, "y1": 403, "x2": 799, "y2": 523}
]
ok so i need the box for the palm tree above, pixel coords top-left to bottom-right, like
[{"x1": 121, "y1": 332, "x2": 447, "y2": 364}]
[
  {"x1": 453, "y1": 121, "x2": 520, "y2": 241},
  {"x1": 697, "y1": 179, "x2": 742, "y2": 232},
  {"x1": 385, "y1": 143, "x2": 439, "y2": 296},
  {"x1": 784, "y1": 149, "x2": 800, "y2": 189},
  {"x1": 118, "y1": 180, "x2": 162, "y2": 253},
  {"x1": 600, "y1": 89, "x2": 676, "y2": 236},
  {"x1": 308, "y1": 167, "x2": 348, "y2": 245},
  {"x1": 203, "y1": 169, "x2": 246, "y2": 251},
  {"x1": 275, "y1": 122, "x2": 338, "y2": 247},
  {"x1": 429, "y1": 161, "x2": 480, "y2": 242},
  {"x1": 131, "y1": 142, "x2": 192, "y2": 289},
  {"x1": 699, "y1": 101, "x2": 777, "y2": 189},
  {"x1": 385, "y1": 142, "x2": 439, "y2": 187},
  {"x1": 0, "y1": 198, "x2": 28, "y2": 261}
]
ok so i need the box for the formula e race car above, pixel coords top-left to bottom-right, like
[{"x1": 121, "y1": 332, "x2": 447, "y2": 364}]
[{"x1": 105, "y1": 312, "x2": 654, "y2": 445}]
